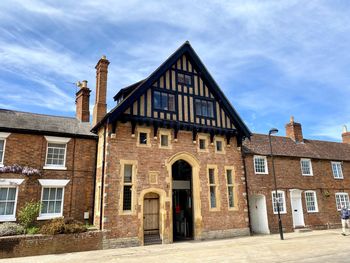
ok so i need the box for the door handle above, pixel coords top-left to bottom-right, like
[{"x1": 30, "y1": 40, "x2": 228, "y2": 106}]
[{"x1": 294, "y1": 210, "x2": 297, "y2": 212}]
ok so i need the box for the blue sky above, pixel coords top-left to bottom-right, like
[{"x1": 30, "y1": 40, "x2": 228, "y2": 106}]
[{"x1": 0, "y1": 1, "x2": 349, "y2": 141}]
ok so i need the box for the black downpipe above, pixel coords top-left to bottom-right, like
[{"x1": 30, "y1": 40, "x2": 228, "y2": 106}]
[
  {"x1": 242, "y1": 151, "x2": 252, "y2": 235},
  {"x1": 99, "y1": 124, "x2": 107, "y2": 229}
]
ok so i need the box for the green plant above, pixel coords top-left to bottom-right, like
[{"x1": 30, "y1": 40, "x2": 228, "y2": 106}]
[
  {"x1": 18, "y1": 201, "x2": 41, "y2": 231},
  {"x1": 26, "y1": 226, "x2": 40, "y2": 235},
  {"x1": 0, "y1": 223, "x2": 24, "y2": 237}
]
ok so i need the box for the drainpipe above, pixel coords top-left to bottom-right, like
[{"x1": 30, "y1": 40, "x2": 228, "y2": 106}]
[
  {"x1": 99, "y1": 123, "x2": 107, "y2": 229},
  {"x1": 242, "y1": 151, "x2": 252, "y2": 235},
  {"x1": 91, "y1": 136, "x2": 98, "y2": 225}
]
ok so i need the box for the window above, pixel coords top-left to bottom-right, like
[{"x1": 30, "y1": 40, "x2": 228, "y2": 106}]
[
  {"x1": 40, "y1": 187, "x2": 64, "y2": 216},
  {"x1": 123, "y1": 164, "x2": 134, "y2": 211},
  {"x1": 215, "y1": 137, "x2": 225, "y2": 154},
  {"x1": 137, "y1": 128, "x2": 151, "y2": 147},
  {"x1": 195, "y1": 99, "x2": 214, "y2": 118},
  {"x1": 254, "y1": 156, "x2": 268, "y2": 174},
  {"x1": 216, "y1": 141, "x2": 222, "y2": 152},
  {"x1": 199, "y1": 139, "x2": 206, "y2": 150},
  {"x1": 38, "y1": 179, "x2": 69, "y2": 220},
  {"x1": 153, "y1": 91, "x2": 175, "y2": 111},
  {"x1": 0, "y1": 179, "x2": 24, "y2": 222},
  {"x1": 305, "y1": 191, "x2": 318, "y2": 212},
  {"x1": 300, "y1": 159, "x2": 313, "y2": 176},
  {"x1": 208, "y1": 168, "x2": 217, "y2": 209},
  {"x1": 139, "y1": 132, "x2": 147, "y2": 145},
  {"x1": 177, "y1": 73, "x2": 192, "y2": 86},
  {"x1": 44, "y1": 136, "x2": 70, "y2": 170},
  {"x1": 0, "y1": 132, "x2": 10, "y2": 167},
  {"x1": 161, "y1": 134, "x2": 168, "y2": 147},
  {"x1": 226, "y1": 169, "x2": 235, "y2": 209},
  {"x1": 198, "y1": 135, "x2": 208, "y2": 152},
  {"x1": 272, "y1": 191, "x2": 286, "y2": 214},
  {"x1": 335, "y1": 193, "x2": 350, "y2": 211},
  {"x1": 0, "y1": 187, "x2": 17, "y2": 221},
  {"x1": 332, "y1": 162, "x2": 343, "y2": 179}
]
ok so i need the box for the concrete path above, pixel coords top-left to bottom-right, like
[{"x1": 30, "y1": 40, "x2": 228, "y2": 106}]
[{"x1": 2, "y1": 229, "x2": 350, "y2": 263}]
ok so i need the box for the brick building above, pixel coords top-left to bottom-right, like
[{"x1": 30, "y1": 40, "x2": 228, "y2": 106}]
[
  {"x1": 244, "y1": 117, "x2": 350, "y2": 234},
  {"x1": 0, "y1": 81, "x2": 97, "y2": 223},
  {"x1": 91, "y1": 42, "x2": 252, "y2": 246}
]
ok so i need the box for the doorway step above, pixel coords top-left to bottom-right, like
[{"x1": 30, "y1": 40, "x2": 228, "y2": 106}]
[
  {"x1": 144, "y1": 234, "x2": 162, "y2": 245},
  {"x1": 294, "y1": 226, "x2": 312, "y2": 233}
]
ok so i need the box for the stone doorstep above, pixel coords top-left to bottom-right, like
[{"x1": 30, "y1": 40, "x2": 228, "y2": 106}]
[{"x1": 293, "y1": 226, "x2": 313, "y2": 233}]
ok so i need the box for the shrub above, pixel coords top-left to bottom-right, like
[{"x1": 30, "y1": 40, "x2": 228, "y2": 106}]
[
  {"x1": 40, "y1": 218, "x2": 87, "y2": 235},
  {"x1": 18, "y1": 201, "x2": 41, "y2": 230},
  {"x1": 0, "y1": 223, "x2": 24, "y2": 237},
  {"x1": 26, "y1": 226, "x2": 40, "y2": 235}
]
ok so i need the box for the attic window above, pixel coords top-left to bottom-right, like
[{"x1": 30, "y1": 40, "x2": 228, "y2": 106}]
[
  {"x1": 154, "y1": 91, "x2": 175, "y2": 111},
  {"x1": 195, "y1": 99, "x2": 214, "y2": 118},
  {"x1": 177, "y1": 73, "x2": 192, "y2": 86}
]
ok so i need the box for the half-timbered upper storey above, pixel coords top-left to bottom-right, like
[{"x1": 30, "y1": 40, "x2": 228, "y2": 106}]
[{"x1": 92, "y1": 41, "x2": 251, "y2": 145}]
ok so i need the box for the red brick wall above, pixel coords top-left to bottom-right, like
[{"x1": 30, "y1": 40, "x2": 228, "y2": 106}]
[
  {"x1": 98, "y1": 122, "x2": 249, "y2": 243},
  {"x1": 0, "y1": 231, "x2": 103, "y2": 259},
  {"x1": 0, "y1": 132, "x2": 97, "y2": 223},
  {"x1": 245, "y1": 154, "x2": 350, "y2": 233}
]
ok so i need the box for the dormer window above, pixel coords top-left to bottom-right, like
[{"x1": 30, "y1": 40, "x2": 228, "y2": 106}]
[
  {"x1": 153, "y1": 91, "x2": 175, "y2": 111},
  {"x1": 177, "y1": 73, "x2": 192, "y2": 86}
]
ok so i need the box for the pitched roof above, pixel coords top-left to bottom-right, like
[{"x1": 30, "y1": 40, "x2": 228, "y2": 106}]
[
  {"x1": 0, "y1": 109, "x2": 96, "y2": 138},
  {"x1": 92, "y1": 41, "x2": 251, "y2": 138},
  {"x1": 243, "y1": 133, "x2": 350, "y2": 161}
]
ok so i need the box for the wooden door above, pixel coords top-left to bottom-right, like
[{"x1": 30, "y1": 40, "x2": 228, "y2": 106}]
[{"x1": 144, "y1": 193, "x2": 159, "y2": 235}]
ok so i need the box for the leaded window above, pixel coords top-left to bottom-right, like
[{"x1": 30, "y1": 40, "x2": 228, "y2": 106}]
[
  {"x1": 123, "y1": 164, "x2": 133, "y2": 211},
  {"x1": 209, "y1": 168, "x2": 217, "y2": 209},
  {"x1": 226, "y1": 169, "x2": 234, "y2": 208}
]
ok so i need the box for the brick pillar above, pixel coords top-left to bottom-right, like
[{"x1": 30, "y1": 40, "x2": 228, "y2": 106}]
[
  {"x1": 342, "y1": 125, "x2": 350, "y2": 144},
  {"x1": 75, "y1": 80, "x2": 91, "y2": 122},
  {"x1": 93, "y1": 56, "x2": 110, "y2": 126},
  {"x1": 285, "y1": 116, "x2": 303, "y2": 142}
]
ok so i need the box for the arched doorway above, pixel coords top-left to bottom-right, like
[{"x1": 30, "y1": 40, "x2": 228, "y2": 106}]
[
  {"x1": 249, "y1": 194, "x2": 270, "y2": 234},
  {"x1": 143, "y1": 192, "x2": 161, "y2": 245},
  {"x1": 172, "y1": 160, "x2": 193, "y2": 241}
]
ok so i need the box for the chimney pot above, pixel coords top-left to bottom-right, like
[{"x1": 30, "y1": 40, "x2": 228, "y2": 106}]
[
  {"x1": 342, "y1": 125, "x2": 350, "y2": 144},
  {"x1": 290, "y1": 116, "x2": 294, "y2": 123},
  {"x1": 82, "y1": 80, "x2": 88, "y2": 88}
]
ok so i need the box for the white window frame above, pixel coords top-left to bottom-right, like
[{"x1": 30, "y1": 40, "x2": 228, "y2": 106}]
[
  {"x1": 331, "y1": 161, "x2": 343, "y2": 179},
  {"x1": 43, "y1": 136, "x2": 70, "y2": 170},
  {"x1": 37, "y1": 179, "x2": 69, "y2": 220},
  {"x1": 0, "y1": 178, "x2": 24, "y2": 222},
  {"x1": 305, "y1": 190, "x2": 319, "y2": 213},
  {"x1": 335, "y1": 192, "x2": 350, "y2": 211},
  {"x1": 254, "y1": 155, "x2": 268, "y2": 174},
  {"x1": 0, "y1": 132, "x2": 11, "y2": 167},
  {"x1": 271, "y1": 190, "x2": 287, "y2": 214},
  {"x1": 300, "y1": 158, "x2": 313, "y2": 176}
]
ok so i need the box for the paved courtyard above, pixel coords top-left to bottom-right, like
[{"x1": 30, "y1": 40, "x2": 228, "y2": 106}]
[{"x1": 2, "y1": 229, "x2": 350, "y2": 263}]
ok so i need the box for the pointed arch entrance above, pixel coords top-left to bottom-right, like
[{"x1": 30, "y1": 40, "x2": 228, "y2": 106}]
[{"x1": 166, "y1": 152, "x2": 202, "y2": 242}]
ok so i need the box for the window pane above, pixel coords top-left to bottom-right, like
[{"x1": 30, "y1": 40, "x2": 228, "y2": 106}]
[
  {"x1": 124, "y1": 164, "x2": 133, "y2": 183},
  {"x1": 210, "y1": 186, "x2": 216, "y2": 208},
  {"x1": 0, "y1": 203, "x2": 5, "y2": 215},
  {"x1": 199, "y1": 139, "x2": 206, "y2": 150},
  {"x1": 177, "y1": 73, "x2": 185, "y2": 84},
  {"x1": 207, "y1": 101, "x2": 214, "y2": 117},
  {"x1": 139, "y1": 132, "x2": 147, "y2": 144},
  {"x1": 7, "y1": 188, "x2": 16, "y2": 201},
  {"x1": 154, "y1": 91, "x2": 161, "y2": 109},
  {"x1": 48, "y1": 201, "x2": 55, "y2": 213},
  {"x1": 49, "y1": 188, "x2": 56, "y2": 200},
  {"x1": 56, "y1": 188, "x2": 63, "y2": 200},
  {"x1": 123, "y1": 185, "x2": 132, "y2": 210},
  {"x1": 168, "y1": 94, "x2": 175, "y2": 111},
  {"x1": 161, "y1": 135, "x2": 169, "y2": 147},
  {"x1": 0, "y1": 188, "x2": 8, "y2": 201},
  {"x1": 184, "y1": 75, "x2": 192, "y2": 86},
  {"x1": 195, "y1": 100, "x2": 201, "y2": 116},
  {"x1": 161, "y1": 93, "x2": 168, "y2": 110},
  {"x1": 5, "y1": 202, "x2": 14, "y2": 215},
  {"x1": 216, "y1": 141, "x2": 222, "y2": 152},
  {"x1": 55, "y1": 201, "x2": 62, "y2": 213},
  {"x1": 226, "y1": 170, "x2": 232, "y2": 185},
  {"x1": 201, "y1": 101, "x2": 207, "y2": 116},
  {"x1": 0, "y1": 140, "x2": 4, "y2": 151},
  {"x1": 41, "y1": 201, "x2": 48, "y2": 214},
  {"x1": 43, "y1": 188, "x2": 49, "y2": 200},
  {"x1": 228, "y1": 187, "x2": 234, "y2": 208},
  {"x1": 209, "y1": 169, "x2": 215, "y2": 184}
]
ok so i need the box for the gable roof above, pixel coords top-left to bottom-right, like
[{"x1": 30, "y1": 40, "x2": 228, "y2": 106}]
[
  {"x1": 0, "y1": 109, "x2": 96, "y2": 139},
  {"x1": 92, "y1": 41, "x2": 251, "y2": 138},
  {"x1": 243, "y1": 133, "x2": 350, "y2": 161}
]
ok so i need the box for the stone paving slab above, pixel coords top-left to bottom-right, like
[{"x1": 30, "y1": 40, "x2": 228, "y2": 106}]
[{"x1": 2, "y1": 229, "x2": 350, "y2": 263}]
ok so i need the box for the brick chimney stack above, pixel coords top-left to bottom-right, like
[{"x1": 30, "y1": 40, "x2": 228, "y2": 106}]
[
  {"x1": 75, "y1": 80, "x2": 91, "y2": 122},
  {"x1": 285, "y1": 116, "x2": 303, "y2": 143},
  {"x1": 342, "y1": 125, "x2": 350, "y2": 144},
  {"x1": 93, "y1": 55, "x2": 110, "y2": 126}
]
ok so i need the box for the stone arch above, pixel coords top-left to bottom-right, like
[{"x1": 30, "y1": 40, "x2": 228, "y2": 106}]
[{"x1": 165, "y1": 151, "x2": 202, "y2": 241}]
